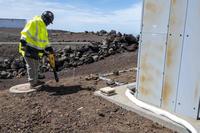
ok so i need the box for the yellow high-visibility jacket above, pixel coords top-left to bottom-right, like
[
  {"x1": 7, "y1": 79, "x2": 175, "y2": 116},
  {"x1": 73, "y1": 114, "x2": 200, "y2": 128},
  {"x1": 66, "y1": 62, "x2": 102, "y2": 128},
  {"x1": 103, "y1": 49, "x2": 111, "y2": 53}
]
[{"x1": 19, "y1": 16, "x2": 50, "y2": 57}]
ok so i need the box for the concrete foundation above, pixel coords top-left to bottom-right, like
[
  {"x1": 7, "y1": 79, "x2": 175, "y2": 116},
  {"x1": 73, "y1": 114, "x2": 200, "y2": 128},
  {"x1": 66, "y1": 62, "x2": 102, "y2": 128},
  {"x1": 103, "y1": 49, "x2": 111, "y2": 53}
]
[{"x1": 95, "y1": 83, "x2": 200, "y2": 133}]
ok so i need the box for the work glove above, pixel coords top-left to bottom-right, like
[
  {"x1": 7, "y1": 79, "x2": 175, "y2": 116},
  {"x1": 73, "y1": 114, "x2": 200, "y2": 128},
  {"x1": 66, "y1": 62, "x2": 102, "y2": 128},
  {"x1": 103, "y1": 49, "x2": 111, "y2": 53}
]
[
  {"x1": 20, "y1": 39, "x2": 27, "y2": 46},
  {"x1": 20, "y1": 39, "x2": 27, "y2": 51},
  {"x1": 44, "y1": 46, "x2": 54, "y2": 55}
]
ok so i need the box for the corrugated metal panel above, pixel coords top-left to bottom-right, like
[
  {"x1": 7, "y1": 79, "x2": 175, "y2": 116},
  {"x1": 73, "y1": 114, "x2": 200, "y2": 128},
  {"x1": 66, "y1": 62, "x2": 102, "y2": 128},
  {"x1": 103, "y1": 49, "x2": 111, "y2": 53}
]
[
  {"x1": 142, "y1": 0, "x2": 171, "y2": 34},
  {"x1": 176, "y1": 0, "x2": 200, "y2": 118},
  {"x1": 137, "y1": 0, "x2": 170, "y2": 107},
  {"x1": 137, "y1": 33, "x2": 167, "y2": 107},
  {"x1": 161, "y1": 0, "x2": 188, "y2": 111},
  {"x1": 136, "y1": 1, "x2": 145, "y2": 96},
  {"x1": 137, "y1": 0, "x2": 200, "y2": 119}
]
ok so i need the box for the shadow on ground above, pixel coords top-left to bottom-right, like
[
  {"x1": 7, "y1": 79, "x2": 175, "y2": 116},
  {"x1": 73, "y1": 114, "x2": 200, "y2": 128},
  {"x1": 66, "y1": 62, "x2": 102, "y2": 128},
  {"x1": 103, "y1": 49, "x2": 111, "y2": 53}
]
[{"x1": 39, "y1": 84, "x2": 93, "y2": 96}]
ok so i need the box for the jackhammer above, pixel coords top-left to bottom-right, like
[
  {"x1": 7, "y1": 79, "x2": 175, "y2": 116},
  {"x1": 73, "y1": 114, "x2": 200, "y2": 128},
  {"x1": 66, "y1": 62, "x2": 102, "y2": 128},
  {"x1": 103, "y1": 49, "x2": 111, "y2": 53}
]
[{"x1": 45, "y1": 47, "x2": 59, "y2": 82}]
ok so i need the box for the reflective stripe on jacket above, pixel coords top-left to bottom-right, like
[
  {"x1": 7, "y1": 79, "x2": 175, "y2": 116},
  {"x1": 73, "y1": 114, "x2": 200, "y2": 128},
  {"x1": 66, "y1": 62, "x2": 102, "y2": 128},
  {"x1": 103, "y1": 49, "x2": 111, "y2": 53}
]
[{"x1": 19, "y1": 16, "x2": 50, "y2": 57}]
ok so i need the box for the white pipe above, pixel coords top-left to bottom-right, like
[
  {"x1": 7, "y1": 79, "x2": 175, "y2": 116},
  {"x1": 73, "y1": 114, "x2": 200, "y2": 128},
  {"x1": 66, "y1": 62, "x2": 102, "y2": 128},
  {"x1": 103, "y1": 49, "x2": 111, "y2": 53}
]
[{"x1": 125, "y1": 89, "x2": 197, "y2": 133}]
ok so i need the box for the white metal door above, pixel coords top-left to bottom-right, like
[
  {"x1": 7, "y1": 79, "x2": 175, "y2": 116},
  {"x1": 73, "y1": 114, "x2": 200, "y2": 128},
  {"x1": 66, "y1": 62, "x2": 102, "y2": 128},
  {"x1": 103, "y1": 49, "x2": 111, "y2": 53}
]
[
  {"x1": 137, "y1": 0, "x2": 171, "y2": 107},
  {"x1": 161, "y1": 0, "x2": 188, "y2": 112},
  {"x1": 176, "y1": 0, "x2": 200, "y2": 118}
]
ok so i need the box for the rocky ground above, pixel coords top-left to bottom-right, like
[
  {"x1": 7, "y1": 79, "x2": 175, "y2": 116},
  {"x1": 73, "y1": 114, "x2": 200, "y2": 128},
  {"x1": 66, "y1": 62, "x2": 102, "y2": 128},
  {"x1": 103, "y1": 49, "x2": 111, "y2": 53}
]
[
  {"x1": 0, "y1": 28, "x2": 174, "y2": 133},
  {"x1": 0, "y1": 29, "x2": 138, "y2": 79}
]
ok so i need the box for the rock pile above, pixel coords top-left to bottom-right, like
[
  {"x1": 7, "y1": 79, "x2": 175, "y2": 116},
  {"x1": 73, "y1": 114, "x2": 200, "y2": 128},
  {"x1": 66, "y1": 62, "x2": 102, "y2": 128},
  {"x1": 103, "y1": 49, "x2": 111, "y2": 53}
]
[
  {"x1": 54, "y1": 31, "x2": 138, "y2": 71},
  {"x1": 0, "y1": 57, "x2": 26, "y2": 79},
  {"x1": 0, "y1": 31, "x2": 138, "y2": 79}
]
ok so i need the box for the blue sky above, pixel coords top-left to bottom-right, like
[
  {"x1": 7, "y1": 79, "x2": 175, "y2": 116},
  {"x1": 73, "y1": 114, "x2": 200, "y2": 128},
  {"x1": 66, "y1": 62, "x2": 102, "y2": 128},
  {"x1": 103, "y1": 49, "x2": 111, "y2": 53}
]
[{"x1": 0, "y1": 0, "x2": 142, "y2": 34}]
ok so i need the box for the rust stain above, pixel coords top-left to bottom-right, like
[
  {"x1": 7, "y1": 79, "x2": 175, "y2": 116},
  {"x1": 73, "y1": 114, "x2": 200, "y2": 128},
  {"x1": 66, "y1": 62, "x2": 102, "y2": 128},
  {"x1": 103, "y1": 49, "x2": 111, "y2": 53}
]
[
  {"x1": 163, "y1": 24, "x2": 184, "y2": 109},
  {"x1": 162, "y1": 37, "x2": 175, "y2": 107},
  {"x1": 145, "y1": 1, "x2": 158, "y2": 13},
  {"x1": 169, "y1": 10, "x2": 177, "y2": 28},
  {"x1": 166, "y1": 38, "x2": 174, "y2": 67},
  {"x1": 139, "y1": 34, "x2": 168, "y2": 105},
  {"x1": 140, "y1": 73, "x2": 151, "y2": 96},
  {"x1": 141, "y1": 53, "x2": 149, "y2": 71},
  {"x1": 169, "y1": 0, "x2": 187, "y2": 32},
  {"x1": 143, "y1": 1, "x2": 167, "y2": 30},
  {"x1": 169, "y1": 2, "x2": 182, "y2": 31},
  {"x1": 162, "y1": 0, "x2": 187, "y2": 109},
  {"x1": 139, "y1": 43, "x2": 158, "y2": 97},
  {"x1": 166, "y1": 32, "x2": 180, "y2": 68},
  {"x1": 162, "y1": 39, "x2": 174, "y2": 107},
  {"x1": 139, "y1": 38, "x2": 165, "y2": 98},
  {"x1": 162, "y1": 76, "x2": 171, "y2": 106},
  {"x1": 139, "y1": 51, "x2": 152, "y2": 96},
  {"x1": 144, "y1": 1, "x2": 162, "y2": 22},
  {"x1": 172, "y1": 0, "x2": 177, "y2": 5},
  {"x1": 140, "y1": 87, "x2": 150, "y2": 96}
]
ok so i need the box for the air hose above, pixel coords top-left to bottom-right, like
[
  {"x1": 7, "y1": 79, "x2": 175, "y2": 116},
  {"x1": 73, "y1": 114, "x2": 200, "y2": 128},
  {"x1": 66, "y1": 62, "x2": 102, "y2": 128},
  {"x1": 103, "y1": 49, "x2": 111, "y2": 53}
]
[{"x1": 125, "y1": 89, "x2": 197, "y2": 133}]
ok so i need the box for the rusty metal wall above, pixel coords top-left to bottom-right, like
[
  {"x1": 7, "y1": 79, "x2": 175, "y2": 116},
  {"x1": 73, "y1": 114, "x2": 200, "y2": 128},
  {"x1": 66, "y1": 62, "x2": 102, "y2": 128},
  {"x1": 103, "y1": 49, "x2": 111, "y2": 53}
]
[
  {"x1": 161, "y1": 0, "x2": 188, "y2": 112},
  {"x1": 137, "y1": 0, "x2": 200, "y2": 119},
  {"x1": 137, "y1": 0, "x2": 171, "y2": 107},
  {"x1": 175, "y1": 0, "x2": 200, "y2": 119}
]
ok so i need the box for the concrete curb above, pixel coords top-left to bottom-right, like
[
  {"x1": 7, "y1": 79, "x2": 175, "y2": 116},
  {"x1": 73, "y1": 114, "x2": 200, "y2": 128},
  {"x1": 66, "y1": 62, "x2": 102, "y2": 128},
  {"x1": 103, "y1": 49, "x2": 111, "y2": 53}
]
[{"x1": 94, "y1": 84, "x2": 188, "y2": 133}]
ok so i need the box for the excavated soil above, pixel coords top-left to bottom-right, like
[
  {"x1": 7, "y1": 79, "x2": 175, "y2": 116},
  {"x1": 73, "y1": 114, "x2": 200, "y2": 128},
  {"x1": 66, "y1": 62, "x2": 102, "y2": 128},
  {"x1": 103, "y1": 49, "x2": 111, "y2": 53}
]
[{"x1": 0, "y1": 28, "x2": 174, "y2": 133}]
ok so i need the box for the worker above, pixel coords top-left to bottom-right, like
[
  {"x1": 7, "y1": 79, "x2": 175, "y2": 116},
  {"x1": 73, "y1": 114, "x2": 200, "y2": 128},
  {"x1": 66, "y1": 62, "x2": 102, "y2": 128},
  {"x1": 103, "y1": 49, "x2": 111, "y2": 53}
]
[{"x1": 19, "y1": 11, "x2": 54, "y2": 89}]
